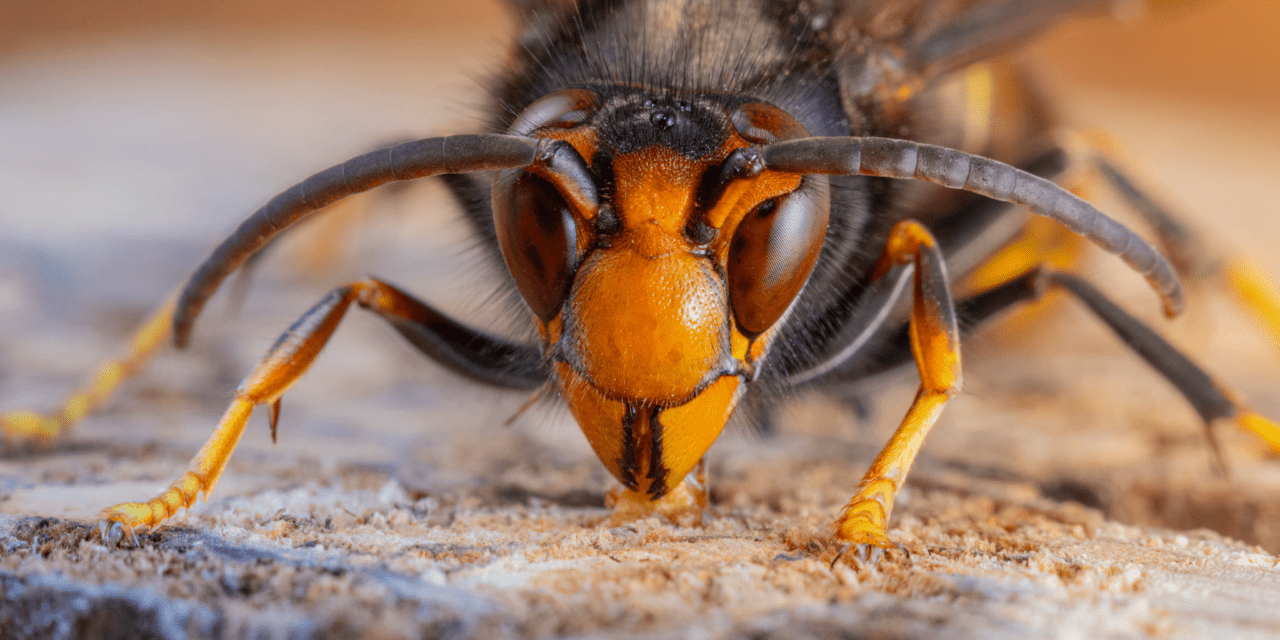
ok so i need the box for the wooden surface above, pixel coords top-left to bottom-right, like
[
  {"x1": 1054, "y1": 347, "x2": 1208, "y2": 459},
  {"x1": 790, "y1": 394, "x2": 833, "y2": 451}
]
[{"x1": 2, "y1": 2, "x2": 1280, "y2": 638}]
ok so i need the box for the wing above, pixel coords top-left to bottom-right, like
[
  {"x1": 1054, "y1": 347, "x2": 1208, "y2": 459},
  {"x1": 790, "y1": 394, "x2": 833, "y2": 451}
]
[{"x1": 831, "y1": 0, "x2": 1119, "y2": 79}]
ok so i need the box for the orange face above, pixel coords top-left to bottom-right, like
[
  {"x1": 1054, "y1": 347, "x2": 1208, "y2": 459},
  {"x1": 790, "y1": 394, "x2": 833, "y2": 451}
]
[{"x1": 493, "y1": 89, "x2": 829, "y2": 498}]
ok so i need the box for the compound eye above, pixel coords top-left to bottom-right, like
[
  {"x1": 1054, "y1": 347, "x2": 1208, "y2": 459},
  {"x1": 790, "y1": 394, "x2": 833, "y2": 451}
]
[
  {"x1": 726, "y1": 175, "x2": 830, "y2": 336},
  {"x1": 508, "y1": 88, "x2": 598, "y2": 137},
  {"x1": 493, "y1": 171, "x2": 580, "y2": 322}
]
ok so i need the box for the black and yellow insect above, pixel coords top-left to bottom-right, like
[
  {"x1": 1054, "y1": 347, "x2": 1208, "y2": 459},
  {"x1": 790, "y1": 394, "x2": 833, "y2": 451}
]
[{"x1": 4, "y1": 0, "x2": 1279, "y2": 559}]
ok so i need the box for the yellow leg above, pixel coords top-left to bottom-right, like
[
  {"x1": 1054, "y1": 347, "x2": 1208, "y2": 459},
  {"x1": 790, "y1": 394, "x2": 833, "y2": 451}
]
[
  {"x1": 99, "y1": 284, "x2": 362, "y2": 536},
  {"x1": 958, "y1": 216, "x2": 1084, "y2": 298},
  {"x1": 1223, "y1": 255, "x2": 1280, "y2": 355},
  {"x1": 834, "y1": 221, "x2": 961, "y2": 555},
  {"x1": 1235, "y1": 411, "x2": 1280, "y2": 454},
  {"x1": 100, "y1": 398, "x2": 254, "y2": 536},
  {"x1": 833, "y1": 389, "x2": 950, "y2": 551},
  {"x1": 1082, "y1": 132, "x2": 1280, "y2": 353},
  {"x1": 96, "y1": 276, "x2": 476, "y2": 537},
  {"x1": 2, "y1": 292, "x2": 177, "y2": 443}
]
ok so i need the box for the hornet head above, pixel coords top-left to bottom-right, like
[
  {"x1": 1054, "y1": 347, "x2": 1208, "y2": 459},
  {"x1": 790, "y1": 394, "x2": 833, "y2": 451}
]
[{"x1": 493, "y1": 87, "x2": 829, "y2": 498}]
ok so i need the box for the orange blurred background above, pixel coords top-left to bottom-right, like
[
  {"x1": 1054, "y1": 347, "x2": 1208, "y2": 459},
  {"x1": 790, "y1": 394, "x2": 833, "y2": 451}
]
[
  {"x1": 2, "y1": 0, "x2": 1276, "y2": 361},
  {"x1": 2, "y1": 0, "x2": 1276, "y2": 107},
  {"x1": 1, "y1": 0, "x2": 1276, "y2": 353}
]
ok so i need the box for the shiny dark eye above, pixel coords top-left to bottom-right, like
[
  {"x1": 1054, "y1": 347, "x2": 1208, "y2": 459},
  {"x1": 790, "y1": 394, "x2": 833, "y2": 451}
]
[
  {"x1": 493, "y1": 172, "x2": 580, "y2": 322},
  {"x1": 726, "y1": 175, "x2": 830, "y2": 337}
]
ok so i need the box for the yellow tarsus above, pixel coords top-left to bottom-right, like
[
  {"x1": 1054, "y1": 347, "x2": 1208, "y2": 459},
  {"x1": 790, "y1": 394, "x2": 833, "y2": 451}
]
[
  {"x1": 1223, "y1": 256, "x2": 1280, "y2": 353},
  {"x1": 2, "y1": 292, "x2": 177, "y2": 443},
  {"x1": 100, "y1": 398, "x2": 254, "y2": 531},
  {"x1": 833, "y1": 390, "x2": 950, "y2": 548},
  {"x1": 1235, "y1": 411, "x2": 1280, "y2": 456}
]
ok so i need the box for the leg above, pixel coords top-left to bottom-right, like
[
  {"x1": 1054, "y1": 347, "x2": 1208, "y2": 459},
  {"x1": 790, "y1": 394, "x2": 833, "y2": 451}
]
[
  {"x1": 826, "y1": 258, "x2": 1280, "y2": 563},
  {"x1": 2, "y1": 292, "x2": 178, "y2": 443},
  {"x1": 98, "y1": 277, "x2": 542, "y2": 536},
  {"x1": 99, "y1": 284, "x2": 359, "y2": 536},
  {"x1": 4, "y1": 265, "x2": 546, "y2": 446},
  {"x1": 972, "y1": 265, "x2": 1280, "y2": 460},
  {"x1": 832, "y1": 220, "x2": 961, "y2": 555},
  {"x1": 1043, "y1": 270, "x2": 1280, "y2": 461},
  {"x1": 966, "y1": 132, "x2": 1280, "y2": 455},
  {"x1": 1082, "y1": 133, "x2": 1280, "y2": 351},
  {"x1": 828, "y1": 261, "x2": 1280, "y2": 472}
]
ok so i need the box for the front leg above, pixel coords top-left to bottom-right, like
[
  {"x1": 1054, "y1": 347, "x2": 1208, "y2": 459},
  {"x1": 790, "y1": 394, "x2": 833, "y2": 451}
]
[
  {"x1": 99, "y1": 277, "x2": 544, "y2": 539},
  {"x1": 832, "y1": 221, "x2": 961, "y2": 557},
  {"x1": 98, "y1": 283, "x2": 361, "y2": 538}
]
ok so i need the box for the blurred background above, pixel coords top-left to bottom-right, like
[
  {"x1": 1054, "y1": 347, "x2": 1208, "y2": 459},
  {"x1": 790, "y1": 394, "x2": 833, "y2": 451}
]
[
  {"x1": 1, "y1": 0, "x2": 1278, "y2": 546},
  {"x1": 1, "y1": 0, "x2": 1276, "y2": 246}
]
